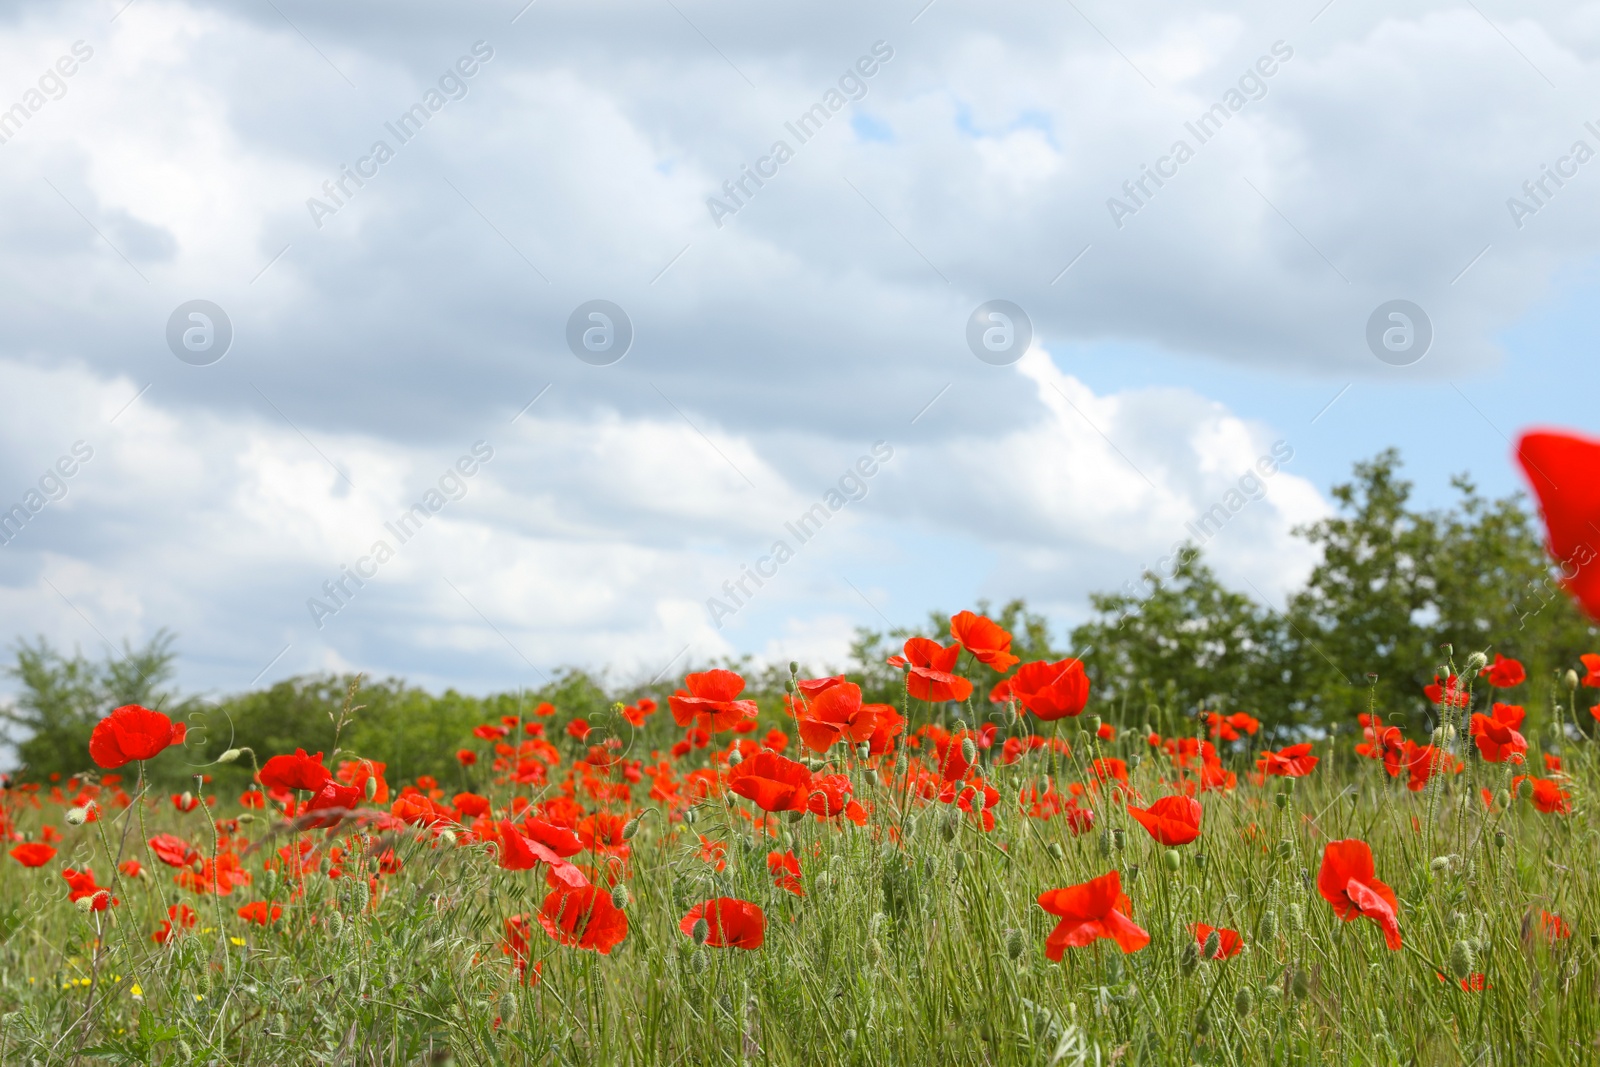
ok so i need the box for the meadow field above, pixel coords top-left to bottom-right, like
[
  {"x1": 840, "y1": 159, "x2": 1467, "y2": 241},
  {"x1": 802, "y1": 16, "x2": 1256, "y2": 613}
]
[{"x1": 3, "y1": 442, "x2": 1600, "y2": 1066}]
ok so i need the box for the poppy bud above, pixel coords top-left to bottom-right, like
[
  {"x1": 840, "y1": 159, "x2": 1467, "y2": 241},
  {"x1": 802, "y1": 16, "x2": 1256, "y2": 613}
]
[
  {"x1": 261, "y1": 868, "x2": 279, "y2": 897},
  {"x1": 691, "y1": 918, "x2": 709, "y2": 945},
  {"x1": 1494, "y1": 829, "x2": 1506, "y2": 849},
  {"x1": 1566, "y1": 669, "x2": 1580, "y2": 689},
  {"x1": 1110, "y1": 828, "x2": 1125, "y2": 851},
  {"x1": 1287, "y1": 903, "x2": 1303, "y2": 932},
  {"x1": 788, "y1": 661, "x2": 799, "y2": 676},
  {"x1": 1180, "y1": 941, "x2": 1199, "y2": 976},
  {"x1": 1449, "y1": 940, "x2": 1474, "y2": 981},
  {"x1": 689, "y1": 949, "x2": 708, "y2": 974},
  {"x1": 181, "y1": 790, "x2": 195, "y2": 809},
  {"x1": 1193, "y1": 853, "x2": 1206, "y2": 869},
  {"x1": 1163, "y1": 850, "x2": 1180, "y2": 872},
  {"x1": 784, "y1": 679, "x2": 795, "y2": 693},
  {"x1": 683, "y1": 807, "x2": 698, "y2": 825},
  {"x1": 1291, "y1": 969, "x2": 1310, "y2": 999},
  {"x1": 1274, "y1": 792, "x2": 1289, "y2": 810},
  {"x1": 65, "y1": 806, "x2": 89, "y2": 826},
  {"x1": 1516, "y1": 778, "x2": 1531, "y2": 799},
  {"x1": 727, "y1": 748, "x2": 743, "y2": 767},
  {"x1": 960, "y1": 738, "x2": 977, "y2": 765},
  {"x1": 1466, "y1": 651, "x2": 1488, "y2": 673},
  {"x1": 217, "y1": 748, "x2": 242, "y2": 764},
  {"x1": 73, "y1": 894, "x2": 96, "y2": 914},
  {"x1": 863, "y1": 769, "x2": 879, "y2": 788},
  {"x1": 941, "y1": 812, "x2": 958, "y2": 842},
  {"x1": 439, "y1": 829, "x2": 457, "y2": 847},
  {"x1": 236, "y1": 813, "x2": 254, "y2": 824},
  {"x1": 329, "y1": 911, "x2": 345, "y2": 938},
  {"x1": 1430, "y1": 856, "x2": 1452, "y2": 874},
  {"x1": 1202, "y1": 930, "x2": 1221, "y2": 960},
  {"x1": 364, "y1": 776, "x2": 378, "y2": 802},
  {"x1": 894, "y1": 754, "x2": 908, "y2": 776},
  {"x1": 1085, "y1": 715, "x2": 1101, "y2": 735},
  {"x1": 1128, "y1": 754, "x2": 1141, "y2": 771},
  {"x1": 866, "y1": 937, "x2": 883, "y2": 964},
  {"x1": 1494, "y1": 789, "x2": 1510, "y2": 810},
  {"x1": 1259, "y1": 909, "x2": 1278, "y2": 941},
  {"x1": 1045, "y1": 843, "x2": 1064, "y2": 862},
  {"x1": 1234, "y1": 987, "x2": 1254, "y2": 1018},
  {"x1": 953, "y1": 851, "x2": 967, "y2": 873},
  {"x1": 611, "y1": 884, "x2": 630, "y2": 910},
  {"x1": 1005, "y1": 928, "x2": 1024, "y2": 960}
]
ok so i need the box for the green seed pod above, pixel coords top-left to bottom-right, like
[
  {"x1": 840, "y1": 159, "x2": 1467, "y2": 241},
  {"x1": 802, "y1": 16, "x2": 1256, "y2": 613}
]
[
  {"x1": 857, "y1": 742, "x2": 871, "y2": 760},
  {"x1": 1291, "y1": 969, "x2": 1310, "y2": 999},
  {"x1": 1233, "y1": 986, "x2": 1254, "y2": 1018},
  {"x1": 689, "y1": 948, "x2": 708, "y2": 974},
  {"x1": 1495, "y1": 790, "x2": 1510, "y2": 810},
  {"x1": 1085, "y1": 715, "x2": 1102, "y2": 735},
  {"x1": 691, "y1": 918, "x2": 709, "y2": 945},
  {"x1": 611, "y1": 884, "x2": 630, "y2": 910},
  {"x1": 1180, "y1": 941, "x2": 1199, "y2": 976},
  {"x1": 1128, "y1": 754, "x2": 1141, "y2": 771},
  {"x1": 1202, "y1": 930, "x2": 1221, "y2": 960},
  {"x1": 1164, "y1": 849, "x2": 1181, "y2": 872},
  {"x1": 1006, "y1": 928, "x2": 1024, "y2": 960},
  {"x1": 1111, "y1": 828, "x2": 1125, "y2": 851},
  {"x1": 1494, "y1": 829, "x2": 1507, "y2": 849},
  {"x1": 1193, "y1": 853, "x2": 1207, "y2": 870},
  {"x1": 1449, "y1": 940, "x2": 1474, "y2": 981},
  {"x1": 1274, "y1": 792, "x2": 1289, "y2": 810},
  {"x1": 784, "y1": 679, "x2": 795, "y2": 693},
  {"x1": 789, "y1": 661, "x2": 799, "y2": 676},
  {"x1": 863, "y1": 769, "x2": 879, "y2": 788},
  {"x1": 1046, "y1": 842, "x2": 1064, "y2": 862}
]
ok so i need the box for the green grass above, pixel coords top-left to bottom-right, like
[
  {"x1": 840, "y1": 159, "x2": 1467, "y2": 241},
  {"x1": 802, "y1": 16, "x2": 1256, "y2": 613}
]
[{"x1": 2, "y1": 670, "x2": 1597, "y2": 1066}]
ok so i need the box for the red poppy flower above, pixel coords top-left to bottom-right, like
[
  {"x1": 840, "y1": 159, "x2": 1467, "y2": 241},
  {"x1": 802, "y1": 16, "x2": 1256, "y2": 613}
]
[
  {"x1": 500, "y1": 914, "x2": 543, "y2": 982},
  {"x1": 1482, "y1": 654, "x2": 1526, "y2": 688},
  {"x1": 679, "y1": 897, "x2": 765, "y2": 949},
  {"x1": 949, "y1": 610, "x2": 1020, "y2": 672},
  {"x1": 566, "y1": 719, "x2": 591, "y2": 741},
  {"x1": 888, "y1": 638, "x2": 974, "y2": 702},
  {"x1": 806, "y1": 774, "x2": 866, "y2": 823},
  {"x1": 538, "y1": 885, "x2": 628, "y2": 954},
  {"x1": 456, "y1": 749, "x2": 478, "y2": 766},
  {"x1": 473, "y1": 724, "x2": 509, "y2": 741},
  {"x1": 62, "y1": 866, "x2": 116, "y2": 910},
  {"x1": 865, "y1": 705, "x2": 904, "y2": 756},
  {"x1": 1541, "y1": 910, "x2": 1572, "y2": 941},
  {"x1": 88, "y1": 704, "x2": 187, "y2": 768},
  {"x1": 1582, "y1": 653, "x2": 1600, "y2": 687},
  {"x1": 1522, "y1": 776, "x2": 1572, "y2": 815},
  {"x1": 1091, "y1": 757, "x2": 1128, "y2": 782},
  {"x1": 301, "y1": 780, "x2": 363, "y2": 828},
  {"x1": 767, "y1": 850, "x2": 803, "y2": 896},
  {"x1": 1257, "y1": 743, "x2": 1318, "y2": 778},
  {"x1": 1516, "y1": 429, "x2": 1600, "y2": 621},
  {"x1": 1127, "y1": 795, "x2": 1203, "y2": 846},
  {"x1": 1037, "y1": 871, "x2": 1149, "y2": 957},
  {"x1": 152, "y1": 903, "x2": 197, "y2": 943},
  {"x1": 794, "y1": 681, "x2": 878, "y2": 753},
  {"x1": 1008, "y1": 659, "x2": 1090, "y2": 721},
  {"x1": 726, "y1": 750, "x2": 813, "y2": 813},
  {"x1": 1192, "y1": 923, "x2": 1243, "y2": 959},
  {"x1": 1470, "y1": 704, "x2": 1527, "y2": 764},
  {"x1": 259, "y1": 749, "x2": 332, "y2": 793},
  {"x1": 521, "y1": 817, "x2": 583, "y2": 858},
  {"x1": 9, "y1": 842, "x2": 55, "y2": 867},
  {"x1": 453, "y1": 792, "x2": 491, "y2": 818},
  {"x1": 1423, "y1": 673, "x2": 1470, "y2": 708},
  {"x1": 1317, "y1": 840, "x2": 1400, "y2": 950},
  {"x1": 669, "y1": 670, "x2": 759, "y2": 732},
  {"x1": 171, "y1": 793, "x2": 200, "y2": 813},
  {"x1": 148, "y1": 833, "x2": 197, "y2": 869},
  {"x1": 237, "y1": 901, "x2": 282, "y2": 925},
  {"x1": 762, "y1": 728, "x2": 790, "y2": 752}
]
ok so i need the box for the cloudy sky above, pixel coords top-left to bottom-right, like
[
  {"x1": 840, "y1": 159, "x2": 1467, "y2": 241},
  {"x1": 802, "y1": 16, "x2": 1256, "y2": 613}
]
[{"x1": 0, "y1": 0, "x2": 1596, "y2": 706}]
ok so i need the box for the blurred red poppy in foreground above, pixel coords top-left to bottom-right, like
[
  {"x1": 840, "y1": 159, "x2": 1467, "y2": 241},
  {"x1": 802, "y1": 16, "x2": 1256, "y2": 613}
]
[
  {"x1": 1192, "y1": 923, "x2": 1243, "y2": 959},
  {"x1": 9, "y1": 843, "x2": 55, "y2": 868},
  {"x1": 680, "y1": 897, "x2": 766, "y2": 949},
  {"x1": 1317, "y1": 839, "x2": 1400, "y2": 950},
  {"x1": 237, "y1": 901, "x2": 283, "y2": 926},
  {"x1": 88, "y1": 704, "x2": 187, "y2": 769},
  {"x1": 539, "y1": 885, "x2": 628, "y2": 954},
  {"x1": 1126, "y1": 795, "x2": 1202, "y2": 846},
  {"x1": 949, "y1": 610, "x2": 1020, "y2": 672},
  {"x1": 1516, "y1": 429, "x2": 1600, "y2": 622},
  {"x1": 1037, "y1": 871, "x2": 1149, "y2": 958},
  {"x1": 669, "y1": 670, "x2": 759, "y2": 732},
  {"x1": 259, "y1": 749, "x2": 332, "y2": 793},
  {"x1": 888, "y1": 638, "x2": 973, "y2": 702}
]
